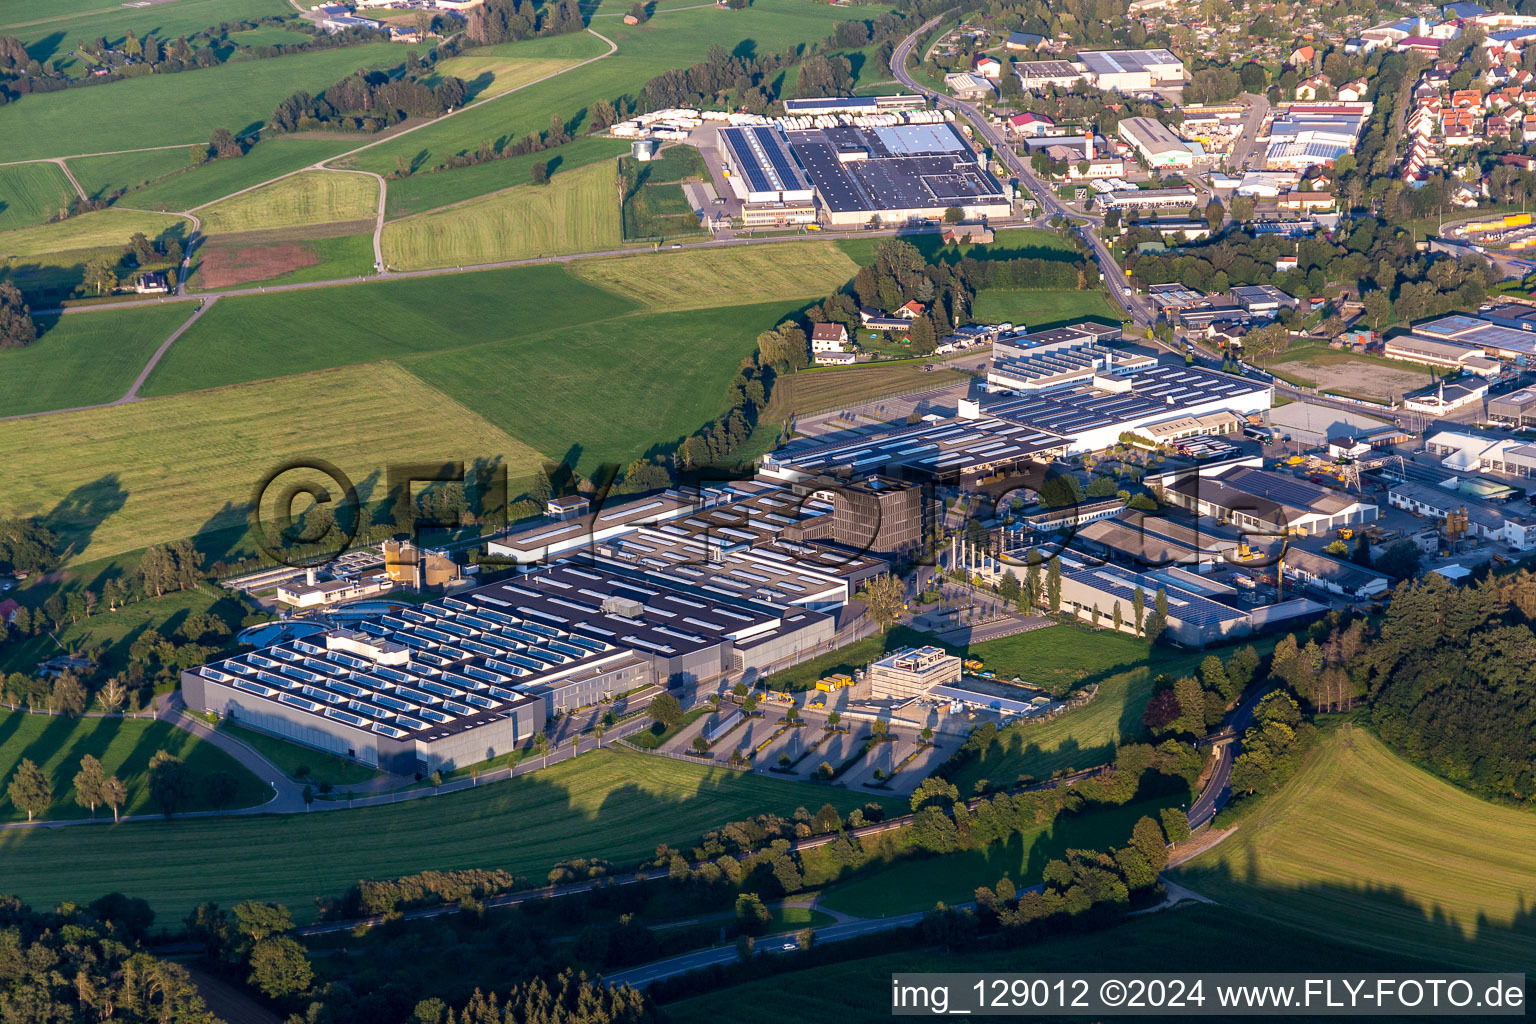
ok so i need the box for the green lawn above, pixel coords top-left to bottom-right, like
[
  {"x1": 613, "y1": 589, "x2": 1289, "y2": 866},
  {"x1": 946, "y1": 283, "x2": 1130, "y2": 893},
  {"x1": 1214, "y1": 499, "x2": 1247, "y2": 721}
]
[
  {"x1": 0, "y1": 45, "x2": 405, "y2": 161},
  {"x1": 68, "y1": 148, "x2": 198, "y2": 202},
  {"x1": 399, "y1": 300, "x2": 797, "y2": 475},
  {"x1": 0, "y1": 305, "x2": 190, "y2": 417},
  {"x1": 566, "y1": 241, "x2": 858, "y2": 311},
  {"x1": 0, "y1": 748, "x2": 896, "y2": 924},
  {"x1": 970, "y1": 288, "x2": 1119, "y2": 328},
  {"x1": 835, "y1": 227, "x2": 1080, "y2": 267},
  {"x1": 1177, "y1": 725, "x2": 1536, "y2": 972},
  {"x1": 661, "y1": 903, "x2": 1442, "y2": 1024},
  {"x1": 0, "y1": 162, "x2": 76, "y2": 232},
  {"x1": 813, "y1": 792, "x2": 1184, "y2": 917},
  {"x1": 945, "y1": 628, "x2": 1234, "y2": 792},
  {"x1": 0, "y1": 710, "x2": 269, "y2": 823},
  {"x1": 222, "y1": 723, "x2": 381, "y2": 788},
  {"x1": 122, "y1": 138, "x2": 360, "y2": 211},
  {"x1": 384, "y1": 136, "x2": 629, "y2": 220},
  {"x1": 141, "y1": 263, "x2": 637, "y2": 395},
  {"x1": 0, "y1": 0, "x2": 292, "y2": 69}
]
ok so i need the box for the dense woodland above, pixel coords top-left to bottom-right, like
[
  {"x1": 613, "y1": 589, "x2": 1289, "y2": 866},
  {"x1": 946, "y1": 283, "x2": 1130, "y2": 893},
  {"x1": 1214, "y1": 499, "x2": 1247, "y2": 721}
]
[{"x1": 0, "y1": 894, "x2": 214, "y2": 1022}]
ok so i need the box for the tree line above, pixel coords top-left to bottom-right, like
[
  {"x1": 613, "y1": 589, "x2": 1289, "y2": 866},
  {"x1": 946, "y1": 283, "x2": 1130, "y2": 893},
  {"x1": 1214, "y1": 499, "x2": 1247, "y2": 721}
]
[{"x1": 270, "y1": 62, "x2": 469, "y2": 135}]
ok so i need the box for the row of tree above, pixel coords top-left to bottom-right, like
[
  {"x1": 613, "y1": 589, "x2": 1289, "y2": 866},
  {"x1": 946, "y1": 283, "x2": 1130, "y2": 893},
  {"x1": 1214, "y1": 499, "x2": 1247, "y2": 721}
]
[{"x1": 5, "y1": 749, "x2": 221, "y2": 822}]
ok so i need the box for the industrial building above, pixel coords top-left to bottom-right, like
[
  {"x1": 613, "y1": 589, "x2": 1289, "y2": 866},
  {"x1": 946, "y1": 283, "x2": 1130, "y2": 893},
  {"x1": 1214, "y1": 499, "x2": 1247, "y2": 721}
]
[
  {"x1": 1117, "y1": 116, "x2": 1195, "y2": 168},
  {"x1": 1014, "y1": 59, "x2": 1087, "y2": 90},
  {"x1": 186, "y1": 560, "x2": 841, "y2": 774},
  {"x1": 1097, "y1": 186, "x2": 1200, "y2": 211},
  {"x1": 718, "y1": 125, "x2": 815, "y2": 204},
  {"x1": 1077, "y1": 49, "x2": 1185, "y2": 91},
  {"x1": 1425, "y1": 429, "x2": 1536, "y2": 478},
  {"x1": 1413, "y1": 311, "x2": 1536, "y2": 361},
  {"x1": 1403, "y1": 378, "x2": 1489, "y2": 415},
  {"x1": 867, "y1": 646, "x2": 962, "y2": 700},
  {"x1": 1272, "y1": 545, "x2": 1393, "y2": 600},
  {"x1": 1154, "y1": 463, "x2": 1379, "y2": 535},
  {"x1": 1383, "y1": 334, "x2": 1502, "y2": 376},
  {"x1": 1388, "y1": 480, "x2": 1536, "y2": 550},
  {"x1": 782, "y1": 122, "x2": 1011, "y2": 226},
  {"x1": 1488, "y1": 386, "x2": 1536, "y2": 426},
  {"x1": 1230, "y1": 284, "x2": 1297, "y2": 318},
  {"x1": 781, "y1": 95, "x2": 926, "y2": 116},
  {"x1": 1262, "y1": 103, "x2": 1372, "y2": 171}
]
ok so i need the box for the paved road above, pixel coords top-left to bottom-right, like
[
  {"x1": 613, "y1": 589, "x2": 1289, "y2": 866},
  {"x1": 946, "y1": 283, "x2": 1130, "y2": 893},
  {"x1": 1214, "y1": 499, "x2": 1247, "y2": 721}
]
[
  {"x1": 1187, "y1": 684, "x2": 1275, "y2": 829},
  {"x1": 889, "y1": 22, "x2": 1149, "y2": 327},
  {"x1": 1225, "y1": 93, "x2": 1270, "y2": 173}
]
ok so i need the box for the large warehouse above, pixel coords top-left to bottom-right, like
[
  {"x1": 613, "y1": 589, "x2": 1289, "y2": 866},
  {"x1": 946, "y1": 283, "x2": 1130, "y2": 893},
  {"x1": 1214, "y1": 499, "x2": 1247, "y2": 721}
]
[
  {"x1": 782, "y1": 122, "x2": 1012, "y2": 226},
  {"x1": 1078, "y1": 49, "x2": 1185, "y2": 91},
  {"x1": 185, "y1": 563, "x2": 838, "y2": 774},
  {"x1": 718, "y1": 124, "x2": 815, "y2": 204},
  {"x1": 1118, "y1": 116, "x2": 1194, "y2": 168}
]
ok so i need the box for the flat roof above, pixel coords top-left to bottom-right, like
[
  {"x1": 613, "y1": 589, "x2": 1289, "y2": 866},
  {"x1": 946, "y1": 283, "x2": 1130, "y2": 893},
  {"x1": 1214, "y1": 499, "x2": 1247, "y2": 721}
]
[
  {"x1": 784, "y1": 122, "x2": 1008, "y2": 214},
  {"x1": 1078, "y1": 49, "x2": 1183, "y2": 75},
  {"x1": 719, "y1": 125, "x2": 811, "y2": 196}
]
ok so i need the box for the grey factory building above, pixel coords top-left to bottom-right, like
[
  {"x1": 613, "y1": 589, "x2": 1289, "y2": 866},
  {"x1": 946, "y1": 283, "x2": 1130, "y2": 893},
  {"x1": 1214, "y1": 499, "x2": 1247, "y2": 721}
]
[
  {"x1": 782, "y1": 122, "x2": 1012, "y2": 226},
  {"x1": 185, "y1": 562, "x2": 836, "y2": 774}
]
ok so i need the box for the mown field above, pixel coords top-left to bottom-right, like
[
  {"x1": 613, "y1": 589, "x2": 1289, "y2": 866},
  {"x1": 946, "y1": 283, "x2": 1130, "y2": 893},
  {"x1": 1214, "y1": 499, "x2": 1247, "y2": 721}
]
[
  {"x1": 427, "y1": 31, "x2": 608, "y2": 99},
  {"x1": 0, "y1": 710, "x2": 269, "y2": 823},
  {"x1": 0, "y1": 0, "x2": 291, "y2": 69},
  {"x1": 0, "y1": 45, "x2": 404, "y2": 160},
  {"x1": 0, "y1": 748, "x2": 895, "y2": 924},
  {"x1": 0, "y1": 361, "x2": 543, "y2": 564},
  {"x1": 0, "y1": 305, "x2": 191, "y2": 417},
  {"x1": 142, "y1": 264, "x2": 636, "y2": 394},
  {"x1": 380, "y1": 160, "x2": 620, "y2": 269},
  {"x1": 0, "y1": 208, "x2": 185, "y2": 259},
  {"x1": 970, "y1": 288, "x2": 1120, "y2": 328},
  {"x1": 68, "y1": 147, "x2": 194, "y2": 202},
  {"x1": 661, "y1": 904, "x2": 1440, "y2": 1024},
  {"x1": 0, "y1": 162, "x2": 76, "y2": 232},
  {"x1": 121, "y1": 138, "x2": 358, "y2": 211},
  {"x1": 567, "y1": 241, "x2": 858, "y2": 310},
  {"x1": 383, "y1": 136, "x2": 628, "y2": 219},
  {"x1": 1178, "y1": 725, "x2": 1536, "y2": 971},
  {"x1": 399, "y1": 300, "x2": 794, "y2": 474},
  {"x1": 196, "y1": 169, "x2": 378, "y2": 233},
  {"x1": 757, "y1": 361, "x2": 970, "y2": 425}
]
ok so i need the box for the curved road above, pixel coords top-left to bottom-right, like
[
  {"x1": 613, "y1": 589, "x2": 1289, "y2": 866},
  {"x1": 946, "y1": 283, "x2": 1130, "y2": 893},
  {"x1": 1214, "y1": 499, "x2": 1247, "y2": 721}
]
[{"x1": 1187, "y1": 684, "x2": 1275, "y2": 828}]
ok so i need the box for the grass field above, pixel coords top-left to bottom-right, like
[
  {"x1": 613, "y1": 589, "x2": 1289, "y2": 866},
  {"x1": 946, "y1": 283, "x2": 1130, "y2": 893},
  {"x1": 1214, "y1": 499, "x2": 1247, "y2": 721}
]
[
  {"x1": 190, "y1": 228, "x2": 375, "y2": 290},
  {"x1": 346, "y1": 0, "x2": 880, "y2": 177},
  {"x1": 945, "y1": 629, "x2": 1222, "y2": 792},
  {"x1": 67, "y1": 147, "x2": 196, "y2": 201},
  {"x1": 0, "y1": 305, "x2": 191, "y2": 417},
  {"x1": 227, "y1": 26, "x2": 312, "y2": 48},
  {"x1": 620, "y1": 145, "x2": 708, "y2": 241},
  {"x1": 383, "y1": 136, "x2": 628, "y2": 219},
  {"x1": 0, "y1": 208, "x2": 185, "y2": 259},
  {"x1": 1, "y1": 0, "x2": 292, "y2": 69},
  {"x1": 122, "y1": 138, "x2": 359, "y2": 212},
  {"x1": 0, "y1": 162, "x2": 76, "y2": 232},
  {"x1": 835, "y1": 227, "x2": 1081, "y2": 267},
  {"x1": 400, "y1": 300, "x2": 795, "y2": 474},
  {"x1": 0, "y1": 748, "x2": 894, "y2": 924},
  {"x1": 141, "y1": 264, "x2": 636, "y2": 394},
  {"x1": 661, "y1": 903, "x2": 1439, "y2": 1024},
  {"x1": 567, "y1": 242, "x2": 858, "y2": 310},
  {"x1": 1177, "y1": 725, "x2": 1536, "y2": 971},
  {"x1": 380, "y1": 160, "x2": 620, "y2": 270},
  {"x1": 970, "y1": 288, "x2": 1120, "y2": 328},
  {"x1": 196, "y1": 170, "x2": 378, "y2": 233},
  {"x1": 0, "y1": 45, "x2": 404, "y2": 161},
  {"x1": 0, "y1": 710, "x2": 269, "y2": 823},
  {"x1": 222, "y1": 724, "x2": 381, "y2": 788},
  {"x1": 429, "y1": 50, "x2": 597, "y2": 100},
  {"x1": 0, "y1": 361, "x2": 543, "y2": 564},
  {"x1": 815, "y1": 793, "x2": 1182, "y2": 917}
]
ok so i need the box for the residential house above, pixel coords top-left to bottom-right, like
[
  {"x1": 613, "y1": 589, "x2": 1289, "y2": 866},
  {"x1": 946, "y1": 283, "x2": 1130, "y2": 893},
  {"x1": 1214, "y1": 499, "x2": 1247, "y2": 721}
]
[
  {"x1": 1338, "y1": 78, "x2": 1370, "y2": 101},
  {"x1": 134, "y1": 271, "x2": 169, "y2": 294},
  {"x1": 1295, "y1": 74, "x2": 1331, "y2": 100},
  {"x1": 810, "y1": 322, "x2": 850, "y2": 358},
  {"x1": 897, "y1": 300, "x2": 927, "y2": 319}
]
